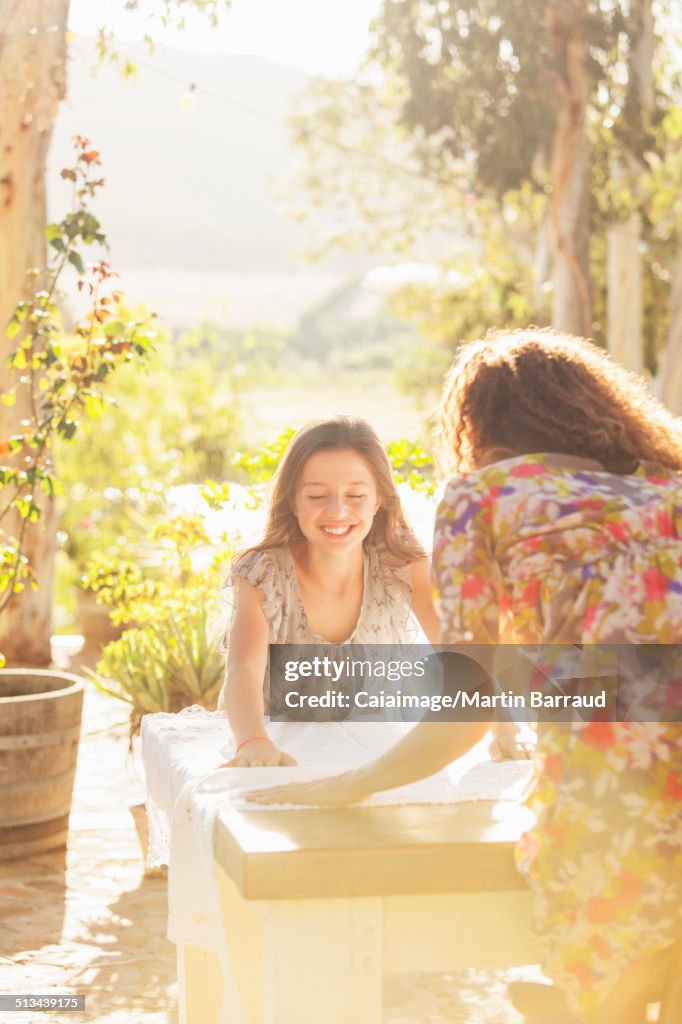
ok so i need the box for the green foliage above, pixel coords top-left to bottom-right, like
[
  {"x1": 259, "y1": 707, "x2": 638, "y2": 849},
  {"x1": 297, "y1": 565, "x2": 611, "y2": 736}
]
[
  {"x1": 81, "y1": 429, "x2": 439, "y2": 727},
  {"x1": 0, "y1": 138, "x2": 155, "y2": 652},
  {"x1": 284, "y1": 0, "x2": 682, "y2": 381},
  {"x1": 388, "y1": 188, "x2": 550, "y2": 396},
  {"x1": 85, "y1": 504, "x2": 231, "y2": 733},
  {"x1": 94, "y1": 0, "x2": 232, "y2": 70},
  {"x1": 284, "y1": 75, "x2": 470, "y2": 261},
  {"x1": 375, "y1": 0, "x2": 556, "y2": 197},
  {"x1": 231, "y1": 428, "x2": 297, "y2": 484},
  {"x1": 385, "y1": 439, "x2": 435, "y2": 494},
  {"x1": 54, "y1": 322, "x2": 277, "y2": 586},
  {"x1": 122, "y1": 0, "x2": 231, "y2": 29},
  {"x1": 291, "y1": 276, "x2": 420, "y2": 365},
  {"x1": 233, "y1": 427, "x2": 437, "y2": 495},
  {"x1": 374, "y1": 1, "x2": 662, "y2": 198}
]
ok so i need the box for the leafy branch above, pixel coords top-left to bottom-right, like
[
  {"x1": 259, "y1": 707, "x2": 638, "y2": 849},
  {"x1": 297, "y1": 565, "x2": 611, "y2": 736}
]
[{"x1": 0, "y1": 136, "x2": 156, "y2": 643}]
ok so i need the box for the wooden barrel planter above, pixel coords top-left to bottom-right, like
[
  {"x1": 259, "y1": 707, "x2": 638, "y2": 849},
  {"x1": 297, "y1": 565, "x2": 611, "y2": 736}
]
[{"x1": 0, "y1": 670, "x2": 84, "y2": 861}]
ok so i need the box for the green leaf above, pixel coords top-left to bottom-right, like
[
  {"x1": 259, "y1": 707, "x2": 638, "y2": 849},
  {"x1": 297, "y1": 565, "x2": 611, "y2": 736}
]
[
  {"x1": 67, "y1": 250, "x2": 86, "y2": 274},
  {"x1": 83, "y1": 394, "x2": 106, "y2": 418},
  {"x1": 57, "y1": 419, "x2": 78, "y2": 441},
  {"x1": 104, "y1": 320, "x2": 126, "y2": 338}
]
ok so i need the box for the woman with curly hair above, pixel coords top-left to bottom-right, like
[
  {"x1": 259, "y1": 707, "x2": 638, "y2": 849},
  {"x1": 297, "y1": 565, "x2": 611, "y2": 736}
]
[{"x1": 249, "y1": 329, "x2": 682, "y2": 1024}]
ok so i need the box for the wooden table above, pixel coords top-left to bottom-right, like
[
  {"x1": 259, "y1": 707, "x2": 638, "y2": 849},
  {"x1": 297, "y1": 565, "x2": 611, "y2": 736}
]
[{"x1": 178, "y1": 799, "x2": 537, "y2": 1024}]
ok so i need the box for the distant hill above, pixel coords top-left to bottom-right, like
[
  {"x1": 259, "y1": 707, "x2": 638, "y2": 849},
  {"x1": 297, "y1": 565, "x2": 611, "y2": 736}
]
[{"x1": 48, "y1": 42, "x2": 313, "y2": 273}]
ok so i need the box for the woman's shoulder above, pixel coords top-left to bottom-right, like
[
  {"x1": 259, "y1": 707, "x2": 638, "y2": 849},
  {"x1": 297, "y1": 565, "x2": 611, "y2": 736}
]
[
  {"x1": 226, "y1": 547, "x2": 292, "y2": 636},
  {"x1": 438, "y1": 452, "x2": 615, "y2": 510},
  {"x1": 228, "y1": 546, "x2": 289, "y2": 591},
  {"x1": 441, "y1": 454, "x2": 553, "y2": 495}
]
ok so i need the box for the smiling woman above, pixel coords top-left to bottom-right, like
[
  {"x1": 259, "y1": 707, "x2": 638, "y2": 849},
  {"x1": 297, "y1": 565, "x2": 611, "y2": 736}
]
[{"x1": 216, "y1": 415, "x2": 441, "y2": 768}]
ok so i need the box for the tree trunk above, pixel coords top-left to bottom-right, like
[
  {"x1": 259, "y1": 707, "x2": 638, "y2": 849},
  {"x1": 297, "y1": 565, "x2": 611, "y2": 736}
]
[
  {"x1": 0, "y1": 0, "x2": 69, "y2": 665},
  {"x1": 606, "y1": 0, "x2": 652, "y2": 372},
  {"x1": 607, "y1": 214, "x2": 643, "y2": 373},
  {"x1": 547, "y1": 0, "x2": 592, "y2": 339},
  {"x1": 659, "y1": 234, "x2": 682, "y2": 415}
]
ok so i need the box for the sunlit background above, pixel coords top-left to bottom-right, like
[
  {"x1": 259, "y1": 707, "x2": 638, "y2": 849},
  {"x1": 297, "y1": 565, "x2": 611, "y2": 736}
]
[
  {"x1": 69, "y1": 0, "x2": 382, "y2": 73},
  {"x1": 2, "y1": 5, "x2": 681, "y2": 1019},
  {"x1": 5, "y1": 2, "x2": 682, "y2": 640}
]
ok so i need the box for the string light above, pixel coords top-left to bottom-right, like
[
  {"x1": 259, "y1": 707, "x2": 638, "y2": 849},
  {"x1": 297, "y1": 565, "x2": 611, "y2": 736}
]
[
  {"x1": 179, "y1": 82, "x2": 196, "y2": 112},
  {"x1": 5, "y1": 27, "x2": 593, "y2": 219}
]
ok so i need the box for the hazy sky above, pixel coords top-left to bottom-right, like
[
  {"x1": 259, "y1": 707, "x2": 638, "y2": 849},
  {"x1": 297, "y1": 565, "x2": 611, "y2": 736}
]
[{"x1": 68, "y1": 0, "x2": 382, "y2": 75}]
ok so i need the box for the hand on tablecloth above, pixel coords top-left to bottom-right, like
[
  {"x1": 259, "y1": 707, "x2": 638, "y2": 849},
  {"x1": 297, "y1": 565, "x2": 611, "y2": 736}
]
[
  {"x1": 219, "y1": 738, "x2": 299, "y2": 768},
  {"x1": 244, "y1": 769, "x2": 365, "y2": 806},
  {"x1": 488, "y1": 722, "x2": 535, "y2": 762}
]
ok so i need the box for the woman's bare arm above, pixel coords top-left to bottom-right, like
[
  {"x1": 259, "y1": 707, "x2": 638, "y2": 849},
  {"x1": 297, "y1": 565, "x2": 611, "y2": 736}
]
[
  {"x1": 221, "y1": 580, "x2": 296, "y2": 767},
  {"x1": 245, "y1": 718, "x2": 489, "y2": 805},
  {"x1": 246, "y1": 651, "x2": 492, "y2": 805}
]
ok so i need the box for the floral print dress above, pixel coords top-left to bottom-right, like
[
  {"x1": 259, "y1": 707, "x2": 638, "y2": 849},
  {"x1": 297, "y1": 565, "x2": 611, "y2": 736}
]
[{"x1": 433, "y1": 452, "x2": 682, "y2": 1019}]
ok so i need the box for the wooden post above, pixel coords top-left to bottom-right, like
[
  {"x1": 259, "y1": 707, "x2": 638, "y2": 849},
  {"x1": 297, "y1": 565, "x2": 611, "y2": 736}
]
[
  {"x1": 547, "y1": 0, "x2": 592, "y2": 339},
  {"x1": 607, "y1": 215, "x2": 643, "y2": 373}
]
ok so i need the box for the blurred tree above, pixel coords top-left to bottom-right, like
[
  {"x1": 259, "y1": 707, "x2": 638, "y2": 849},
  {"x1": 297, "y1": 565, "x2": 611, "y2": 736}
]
[
  {"x1": 287, "y1": 1, "x2": 677, "y2": 365},
  {"x1": 283, "y1": 74, "x2": 551, "y2": 390},
  {"x1": 282, "y1": 76, "x2": 472, "y2": 262},
  {"x1": 372, "y1": 0, "x2": 665, "y2": 337},
  {"x1": 0, "y1": 0, "x2": 230, "y2": 663},
  {"x1": 648, "y1": 105, "x2": 682, "y2": 413},
  {"x1": 605, "y1": 0, "x2": 653, "y2": 373}
]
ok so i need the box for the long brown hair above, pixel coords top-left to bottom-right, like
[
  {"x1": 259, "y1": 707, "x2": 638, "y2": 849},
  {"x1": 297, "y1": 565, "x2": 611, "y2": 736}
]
[
  {"x1": 437, "y1": 327, "x2": 682, "y2": 477},
  {"x1": 237, "y1": 417, "x2": 425, "y2": 566}
]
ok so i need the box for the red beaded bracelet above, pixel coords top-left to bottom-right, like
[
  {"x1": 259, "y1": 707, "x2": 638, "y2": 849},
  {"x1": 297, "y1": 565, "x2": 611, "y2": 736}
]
[{"x1": 235, "y1": 735, "x2": 274, "y2": 754}]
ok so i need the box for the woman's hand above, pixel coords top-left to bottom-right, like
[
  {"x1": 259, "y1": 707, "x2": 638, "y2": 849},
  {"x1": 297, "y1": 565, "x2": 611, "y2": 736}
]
[
  {"x1": 488, "y1": 721, "x2": 535, "y2": 761},
  {"x1": 219, "y1": 738, "x2": 298, "y2": 768},
  {"x1": 244, "y1": 769, "x2": 367, "y2": 806}
]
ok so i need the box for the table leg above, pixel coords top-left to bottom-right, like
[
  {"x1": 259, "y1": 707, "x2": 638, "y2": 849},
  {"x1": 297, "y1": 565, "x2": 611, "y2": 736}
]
[
  {"x1": 214, "y1": 867, "x2": 383, "y2": 1023},
  {"x1": 177, "y1": 943, "x2": 224, "y2": 1024},
  {"x1": 262, "y1": 898, "x2": 383, "y2": 1024},
  {"x1": 214, "y1": 865, "x2": 266, "y2": 1022}
]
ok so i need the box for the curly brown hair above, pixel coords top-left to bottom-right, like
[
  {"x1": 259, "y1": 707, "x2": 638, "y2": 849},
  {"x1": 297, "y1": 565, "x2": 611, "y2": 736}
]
[{"x1": 436, "y1": 327, "x2": 682, "y2": 477}]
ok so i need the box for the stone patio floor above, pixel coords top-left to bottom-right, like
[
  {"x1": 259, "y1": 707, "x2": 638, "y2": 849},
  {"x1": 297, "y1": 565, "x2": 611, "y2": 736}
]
[{"x1": 1, "y1": 645, "x2": 528, "y2": 1024}]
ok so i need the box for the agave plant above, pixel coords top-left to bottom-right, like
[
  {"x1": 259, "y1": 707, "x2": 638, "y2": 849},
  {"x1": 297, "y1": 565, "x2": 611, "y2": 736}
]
[{"x1": 85, "y1": 501, "x2": 230, "y2": 736}]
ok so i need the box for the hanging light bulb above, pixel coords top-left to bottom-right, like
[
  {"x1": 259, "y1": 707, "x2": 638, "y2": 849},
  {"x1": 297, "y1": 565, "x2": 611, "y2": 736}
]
[{"x1": 179, "y1": 83, "x2": 196, "y2": 112}]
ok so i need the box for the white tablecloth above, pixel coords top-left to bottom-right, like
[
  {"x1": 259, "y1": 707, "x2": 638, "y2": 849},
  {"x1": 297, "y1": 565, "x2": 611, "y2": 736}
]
[{"x1": 141, "y1": 707, "x2": 534, "y2": 955}]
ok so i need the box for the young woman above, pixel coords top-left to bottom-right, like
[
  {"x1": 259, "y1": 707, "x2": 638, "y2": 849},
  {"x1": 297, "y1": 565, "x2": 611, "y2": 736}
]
[
  {"x1": 219, "y1": 415, "x2": 441, "y2": 768},
  {"x1": 247, "y1": 330, "x2": 682, "y2": 1024}
]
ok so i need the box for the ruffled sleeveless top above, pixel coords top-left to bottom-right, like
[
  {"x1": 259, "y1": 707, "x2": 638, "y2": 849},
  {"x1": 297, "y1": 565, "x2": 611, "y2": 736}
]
[{"x1": 225, "y1": 543, "x2": 415, "y2": 644}]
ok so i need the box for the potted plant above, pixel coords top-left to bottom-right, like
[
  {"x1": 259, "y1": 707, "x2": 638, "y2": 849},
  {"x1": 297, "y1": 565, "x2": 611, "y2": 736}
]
[
  {"x1": 0, "y1": 139, "x2": 155, "y2": 859},
  {"x1": 86, "y1": 495, "x2": 230, "y2": 738},
  {"x1": 0, "y1": 668, "x2": 85, "y2": 860}
]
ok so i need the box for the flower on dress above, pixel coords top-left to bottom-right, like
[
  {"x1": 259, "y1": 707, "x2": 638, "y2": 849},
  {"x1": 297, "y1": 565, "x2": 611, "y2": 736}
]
[{"x1": 580, "y1": 722, "x2": 617, "y2": 750}]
